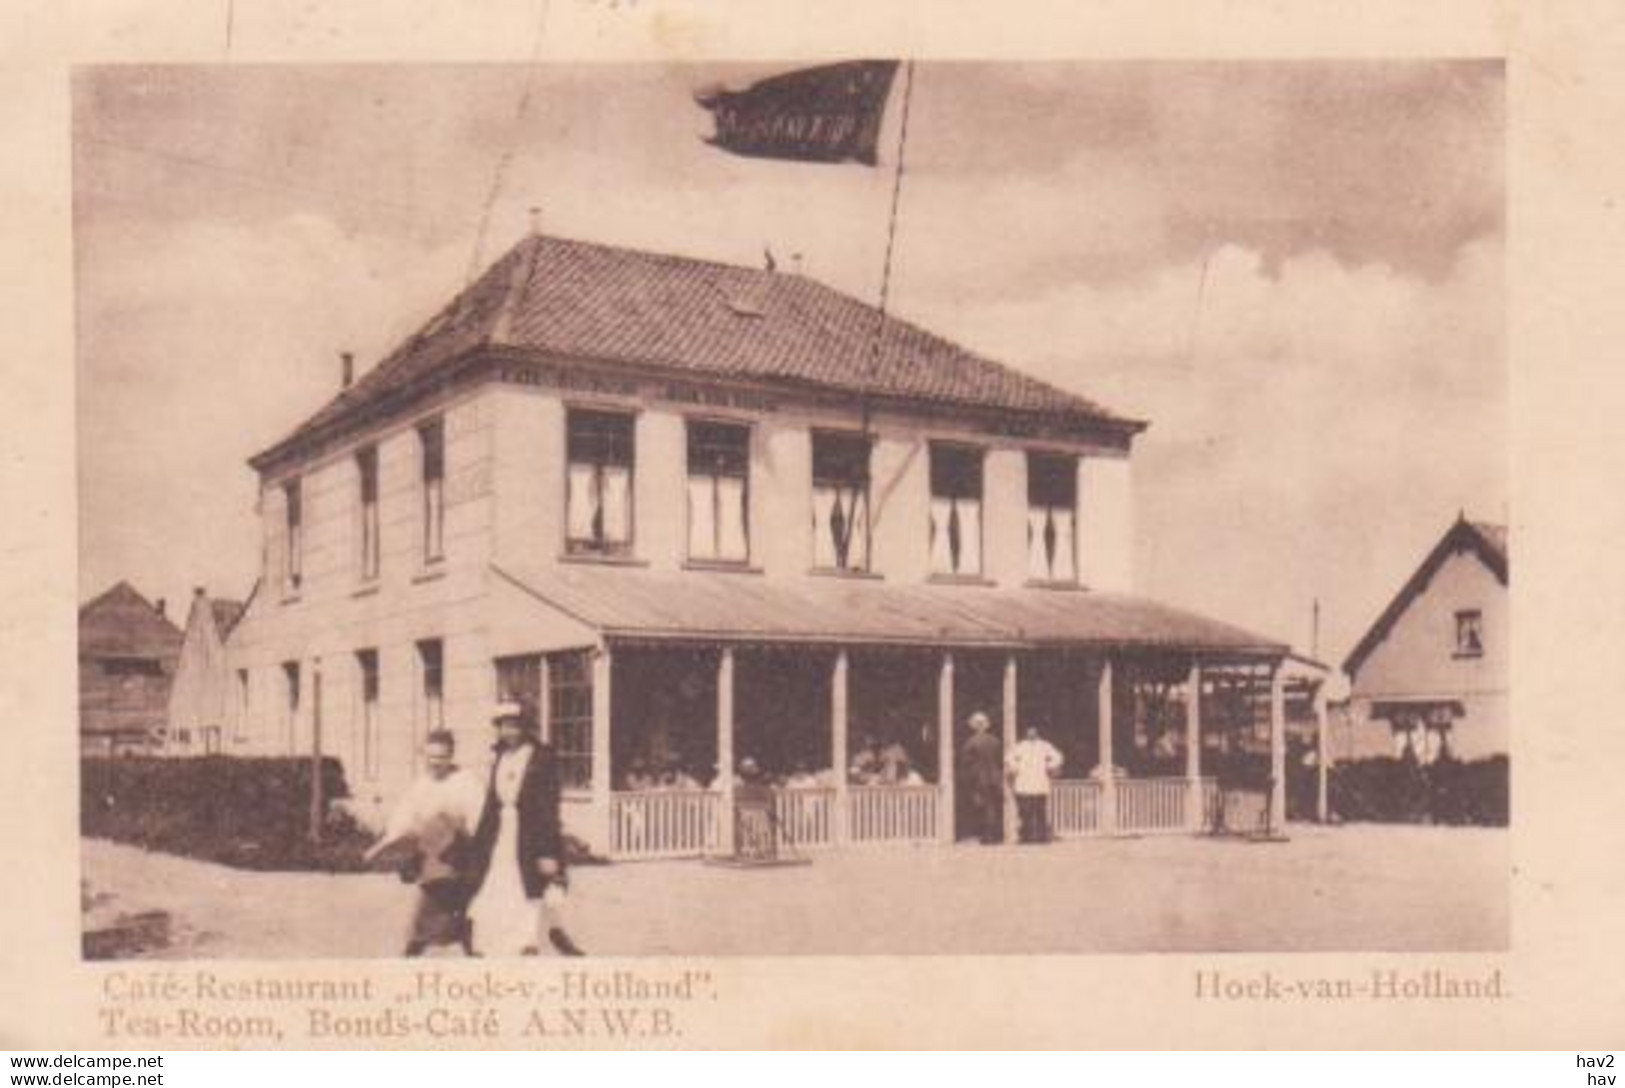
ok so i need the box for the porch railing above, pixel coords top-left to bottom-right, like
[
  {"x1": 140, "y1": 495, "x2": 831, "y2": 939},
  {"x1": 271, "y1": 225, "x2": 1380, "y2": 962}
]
[
  {"x1": 775, "y1": 787, "x2": 837, "y2": 850},
  {"x1": 609, "y1": 777, "x2": 1219, "y2": 857},
  {"x1": 847, "y1": 784, "x2": 939, "y2": 845},
  {"x1": 610, "y1": 789, "x2": 719, "y2": 860},
  {"x1": 1050, "y1": 779, "x2": 1105, "y2": 838},
  {"x1": 1052, "y1": 776, "x2": 1219, "y2": 838}
]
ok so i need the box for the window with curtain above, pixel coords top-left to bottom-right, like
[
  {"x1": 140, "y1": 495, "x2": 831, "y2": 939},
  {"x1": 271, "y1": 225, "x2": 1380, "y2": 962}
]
[
  {"x1": 687, "y1": 420, "x2": 750, "y2": 563},
  {"x1": 418, "y1": 420, "x2": 445, "y2": 563},
  {"x1": 566, "y1": 409, "x2": 635, "y2": 556},
  {"x1": 929, "y1": 444, "x2": 984, "y2": 577},
  {"x1": 812, "y1": 430, "x2": 871, "y2": 572},
  {"x1": 356, "y1": 445, "x2": 380, "y2": 581},
  {"x1": 1026, "y1": 452, "x2": 1078, "y2": 583}
]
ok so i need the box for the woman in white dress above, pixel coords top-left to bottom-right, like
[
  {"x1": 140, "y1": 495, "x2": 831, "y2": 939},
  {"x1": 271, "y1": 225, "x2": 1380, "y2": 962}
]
[{"x1": 468, "y1": 702, "x2": 581, "y2": 956}]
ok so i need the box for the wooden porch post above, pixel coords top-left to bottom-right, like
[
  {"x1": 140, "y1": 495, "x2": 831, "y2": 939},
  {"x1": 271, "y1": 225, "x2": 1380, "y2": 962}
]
[
  {"x1": 538, "y1": 655, "x2": 552, "y2": 745},
  {"x1": 1098, "y1": 656, "x2": 1116, "y2": 835},
  {"x1": 591, "y1": 645, "x2": 613, "y2": 855},
  {"x1": 1268, "y1": 662, "x2": 1287, "y2": 835},
  {"x1": 717, "y1": 647, "x2": 736, "y2": 855},
  {"x1": 1186, "y1": 660, "x2": 1204, "y2": 832},
  {"x1": 831, "y1": 649, "x2": 850, "y2": 846},
  {"x1": 1315, "y1": 681, "x2": 1330, "y2": 824},
  {"x1": 938, "y1": 652, "x2": 955, "y2": 845},
  {"x1": 1002, "y1": 654, "x2": 1019, "y2": 844}
]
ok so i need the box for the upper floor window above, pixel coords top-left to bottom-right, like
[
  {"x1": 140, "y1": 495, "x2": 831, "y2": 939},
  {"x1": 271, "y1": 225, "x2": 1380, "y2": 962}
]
[
  {"x1": 356, "y1": 445, "x2": 380, "y2": 581},
  {"x1": 418, "y1": 420, "x2": 445, "y2": 564},
  {"x1": 1027, "y1": 452, "x2": 1077, "y2": 583},
  {"x1": 812, "y1": 430, "x2": 871, "y2": 573},
  {"x1": 282, "y1": 479, "x2": 303, "y2": 595},
  {"x1": 687, "y1": 420, "x2": 750, "y2": 564},
  {"x1": 929, "y1": 444, "x2": 984, "y2": 577},
  {"x1": 566, "y1": 409, "x2": 635, "y2": 557},
  {"x1": 1454, "y1": 609, "x2": 1484, "y2": 658}
]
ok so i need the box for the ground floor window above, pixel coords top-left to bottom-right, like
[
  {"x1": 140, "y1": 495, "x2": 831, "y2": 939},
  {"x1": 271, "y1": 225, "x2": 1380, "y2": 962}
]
[{"x1": 548, "y1": 651, "x2": 594, "y2": 790}]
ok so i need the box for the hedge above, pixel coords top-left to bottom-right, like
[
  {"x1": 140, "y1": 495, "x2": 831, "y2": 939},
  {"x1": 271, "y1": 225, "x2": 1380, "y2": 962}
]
[
  {"x1": 1195, "y1": 750, "x2": 1508, "y2": 826},
  {"x1": 82, "y1": 756, "x2": 374, "y2": 871}
]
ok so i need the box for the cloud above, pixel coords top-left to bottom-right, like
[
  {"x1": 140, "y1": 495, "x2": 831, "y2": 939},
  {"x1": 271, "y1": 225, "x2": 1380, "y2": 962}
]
[
  {"x1": 76, "y1": 211, "x2": 467, "y2": 609},
  {"x1": 906, "y1": 236, "x2": 1505, "y2": 657}
]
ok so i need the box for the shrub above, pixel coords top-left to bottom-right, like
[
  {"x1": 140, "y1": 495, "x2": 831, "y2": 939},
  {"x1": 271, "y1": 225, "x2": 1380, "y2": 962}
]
[
  {"x1": 1325, "y1": 755, "x2": 1508, "y2": 826},
  {"x1": 82, "y1": 756, "x2": 376, "y2": 871}
]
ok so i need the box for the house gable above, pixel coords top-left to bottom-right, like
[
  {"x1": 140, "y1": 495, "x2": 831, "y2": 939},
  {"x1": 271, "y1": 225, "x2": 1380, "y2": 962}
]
[{"x1": 1343, "y1": 517, "x2": 1509, "y2": 691}]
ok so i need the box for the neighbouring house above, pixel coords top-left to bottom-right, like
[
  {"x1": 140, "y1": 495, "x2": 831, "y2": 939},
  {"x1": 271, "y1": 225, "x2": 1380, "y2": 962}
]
[
  {"x1": 164, "y1": 586, "x2": 250, "y2": 756},
  {"x1": 225, "y1": 231, "x2": 1296, "y2": 856},
  {"x1": 1343, "y1": 515, "x2": 1508, "y2": 763},
  {"x1": 79, "y1": 582, "x2": 184, "y2": 756}
]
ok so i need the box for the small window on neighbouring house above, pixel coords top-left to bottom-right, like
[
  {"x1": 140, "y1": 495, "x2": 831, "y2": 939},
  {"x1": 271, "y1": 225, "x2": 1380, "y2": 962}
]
[
  {"x1": 356, "y1": 649, "x2": 380, "y2": 780},
  {"x1": 687, "y1": 420, "x2": 750, "y2": 563},
  {"x1": 1027, "y1": 452, "x2": 1078, "y2": 583},
  {"x1": 283, "y1": 479, "x2": 303, "y2": 594},
  {"x1": 812, "y1": 431, "x2": 871, "y2": 572},
  {"x1": 357, "y1": 445, "x2": 380, "y2": 581},
  {"x1": 929, "y1": 444, "x2": 984, "y2": 577},
  {"x1": 566, "y1": 409, "x2": 636, "y2": 556},
  {"x1": 1455, "y1": 610, "x2": 1484, "y2": 657},
  {"x1": 418, "y1": 420, "x2": 445, "y2": 564}
]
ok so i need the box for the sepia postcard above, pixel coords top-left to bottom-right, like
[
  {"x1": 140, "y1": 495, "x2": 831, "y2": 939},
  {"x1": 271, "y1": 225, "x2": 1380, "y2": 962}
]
[{"x1": 2, "y1": 0, "x2": 1624, "y2": 1050}]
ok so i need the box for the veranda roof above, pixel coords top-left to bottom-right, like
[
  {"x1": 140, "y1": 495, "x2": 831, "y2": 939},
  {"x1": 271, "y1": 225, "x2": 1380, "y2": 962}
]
[{"x1": 493, "y1": 565, "x2": 1286, "y2": 657}]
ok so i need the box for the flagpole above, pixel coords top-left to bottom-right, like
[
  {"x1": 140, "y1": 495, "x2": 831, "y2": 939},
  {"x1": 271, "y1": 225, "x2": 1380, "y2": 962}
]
[{"x1": 860, "y1": 59, "x2": 917, "y2": 441}]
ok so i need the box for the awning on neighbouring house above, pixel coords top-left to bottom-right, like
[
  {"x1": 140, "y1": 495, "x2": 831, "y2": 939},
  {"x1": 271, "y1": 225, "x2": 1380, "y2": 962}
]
[{"x1": 491, "y1": 563, "x2": 1287, "y2": 657}]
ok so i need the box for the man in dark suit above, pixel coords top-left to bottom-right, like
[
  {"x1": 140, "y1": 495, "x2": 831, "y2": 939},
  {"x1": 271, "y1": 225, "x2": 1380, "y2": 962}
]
[{"x1": 468, "y1": 701, "x2": 584, "y2": 956}]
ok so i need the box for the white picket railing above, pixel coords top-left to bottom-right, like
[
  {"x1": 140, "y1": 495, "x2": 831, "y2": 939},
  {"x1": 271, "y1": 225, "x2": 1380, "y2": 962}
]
[
  {"x1": 848, "y1": 784, "x2": 939, "y2": 845},
  {"x1": 1051, "y1": 777, "x2": 1218, "y2": 838},
  {"x1": 610, "y1": 789, "x2": 719, "y2": 860},
  {"x1": 774, "y1": 787, "x2": 837, "y2": 850},
  {"x1": 609, "y1": 777, "x2": 1218, "y2": 857},
  {"x1": 1051, "y1": 779, "x2": 1105, "y2": 838},
  {"x1": 1116, "y1": 777, "x2": 1192, "y2": 834}
]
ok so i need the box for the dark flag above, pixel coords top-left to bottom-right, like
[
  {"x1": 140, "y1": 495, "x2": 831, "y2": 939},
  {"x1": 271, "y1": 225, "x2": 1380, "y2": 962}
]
[{"x1": 696, "y1": 60, "x2": 900, "y2": 166}]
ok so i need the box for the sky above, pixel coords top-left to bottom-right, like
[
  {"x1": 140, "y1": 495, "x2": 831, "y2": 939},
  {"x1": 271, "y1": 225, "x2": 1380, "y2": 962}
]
[{"x1": 74, "y1": 61, "x2": 1505, "y2": 668}]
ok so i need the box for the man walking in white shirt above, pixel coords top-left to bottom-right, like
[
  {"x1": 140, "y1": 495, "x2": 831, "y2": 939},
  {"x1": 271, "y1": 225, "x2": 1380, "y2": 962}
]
[
  {"x1": 365, "y1": 729, "x2": 486, "y2": 956},
  {"x1": 1005, "y1": 725, "x2": 1064, "y2": 844}
]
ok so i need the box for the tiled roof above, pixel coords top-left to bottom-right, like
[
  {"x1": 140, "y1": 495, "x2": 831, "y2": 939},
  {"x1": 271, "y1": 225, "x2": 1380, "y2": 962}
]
[
  {"x1": 495, "y1": 564, "x2": 1285, "y2": 655},
  {"x1": 79, "y1": 581, "x2": 183, "y2": 661},
  {"x1": 254, "y1": 234, "x2": 1141, "y2": 468}
]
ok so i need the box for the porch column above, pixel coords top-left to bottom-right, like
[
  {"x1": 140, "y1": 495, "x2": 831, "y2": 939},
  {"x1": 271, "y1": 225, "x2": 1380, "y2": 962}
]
[
  {"x1": 1098, "y1": 656, "x2": 1116, "y2": 835},
  {"x1": 1268, "y1": 662, "x2": 1287, "y2": 835},
  {"x1": 717, "y1": 647, "x2": 736, "y2": 855},
  {"x1": 1315, "y1": 681, "x2": 1330, "y2": 824},
  {"x1": 538, "y1": 655, "x2": 552, "y2": 745},
  {"x1": 591, "y1": 646, "x2": 613, "y2": 854},
  {"x1": 938, "y1": 652, "x2": 955, "y2": 845},
  {"x1": 1185, "y1": 660, "x2": 1204, "y2": 832},
  {"x1": 831, "y1": 649, "x2": 850, "y2": 846},
  {"x1": 1002, "y1": 654, "x2": 1019, "y2": 844}
]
